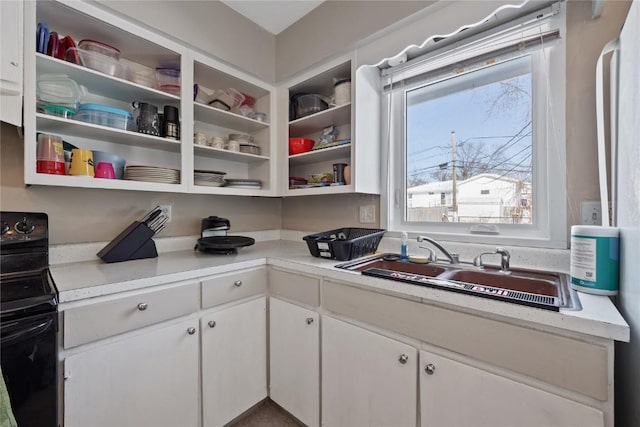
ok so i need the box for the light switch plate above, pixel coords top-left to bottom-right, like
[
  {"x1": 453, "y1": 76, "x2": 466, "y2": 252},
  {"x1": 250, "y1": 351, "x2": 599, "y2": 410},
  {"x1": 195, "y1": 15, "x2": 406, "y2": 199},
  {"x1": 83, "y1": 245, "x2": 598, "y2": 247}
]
[{"x1": 359, "y1": 205, "x2": 375, "y2": 224}]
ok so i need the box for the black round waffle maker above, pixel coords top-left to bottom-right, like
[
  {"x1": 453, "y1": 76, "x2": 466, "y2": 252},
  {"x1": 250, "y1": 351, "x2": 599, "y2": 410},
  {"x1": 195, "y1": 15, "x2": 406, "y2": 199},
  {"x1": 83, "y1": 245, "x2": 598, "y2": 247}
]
[{"x1": 194, "y1": 216, "x2": 255, "y2": 254}]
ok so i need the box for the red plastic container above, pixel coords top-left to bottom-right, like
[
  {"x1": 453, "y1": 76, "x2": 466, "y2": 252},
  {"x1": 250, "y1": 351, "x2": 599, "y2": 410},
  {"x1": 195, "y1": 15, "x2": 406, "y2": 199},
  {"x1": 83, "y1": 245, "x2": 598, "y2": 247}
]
[
  {"x1": 289, "y1": 138, "x2": 314, "y2": 155},
  {"x1": 37, "y1": 160, "x2": 65, "y2": 175}
]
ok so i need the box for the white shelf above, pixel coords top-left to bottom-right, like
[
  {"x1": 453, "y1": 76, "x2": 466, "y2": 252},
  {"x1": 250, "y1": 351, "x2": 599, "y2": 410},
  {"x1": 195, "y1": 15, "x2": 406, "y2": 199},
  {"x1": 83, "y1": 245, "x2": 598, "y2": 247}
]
[
  {"x1": 286, "y1": 184, "x2": 353, "y2": 197},
  {"x1": 190, "y1": 185, "x2": 272, "y2": 196},
  {"x1": 36, "y1": 54, "x2": 180, "y2": 105},
  {"x1": 289, "y1": 144, "x2": 351, "y2": 167},
  {"x1": 36, "y1": 114, "x2": 182, "y2": 152},
  {"x1": 25, "y1": 173, "x2": 186, "y2": 193},
  {"x1": 289, "y1": 103, "x2": 351, "y2": 136},
  {"x1": 194, "y1": 102, "x2": 269, "y2": 133},
  {"x1": 194, "y1": 145, "x2": 269, "y2": 162}
]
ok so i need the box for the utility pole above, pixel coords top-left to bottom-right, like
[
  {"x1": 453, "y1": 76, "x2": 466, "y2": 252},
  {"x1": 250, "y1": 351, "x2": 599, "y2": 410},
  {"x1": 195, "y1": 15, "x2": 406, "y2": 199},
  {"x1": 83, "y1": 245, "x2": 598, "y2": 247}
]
[{"x1": 451, "y1": 131, "x2": 457, "y2": 215}]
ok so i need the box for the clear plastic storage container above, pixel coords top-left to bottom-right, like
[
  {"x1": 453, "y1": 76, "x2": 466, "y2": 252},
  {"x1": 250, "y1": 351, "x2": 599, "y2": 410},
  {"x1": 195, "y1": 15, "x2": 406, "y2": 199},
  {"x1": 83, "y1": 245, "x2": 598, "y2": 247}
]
[{"x1": 75, "y1": 103, "x2": 134, "y2": 131}]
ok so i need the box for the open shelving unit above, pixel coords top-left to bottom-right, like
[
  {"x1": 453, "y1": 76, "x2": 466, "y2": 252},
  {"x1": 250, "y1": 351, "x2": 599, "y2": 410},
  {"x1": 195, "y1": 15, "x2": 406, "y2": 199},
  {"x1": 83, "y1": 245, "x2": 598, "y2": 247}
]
[{"x1": 23, "y1": 0, "x2": 276, "y2": 196}]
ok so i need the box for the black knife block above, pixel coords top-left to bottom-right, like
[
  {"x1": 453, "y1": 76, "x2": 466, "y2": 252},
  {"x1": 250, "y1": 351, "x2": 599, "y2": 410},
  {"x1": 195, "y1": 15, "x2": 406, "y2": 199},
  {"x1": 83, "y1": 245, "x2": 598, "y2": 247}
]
[{"x1": 97, "y1": 221, "x2": 158, "y2": 263}]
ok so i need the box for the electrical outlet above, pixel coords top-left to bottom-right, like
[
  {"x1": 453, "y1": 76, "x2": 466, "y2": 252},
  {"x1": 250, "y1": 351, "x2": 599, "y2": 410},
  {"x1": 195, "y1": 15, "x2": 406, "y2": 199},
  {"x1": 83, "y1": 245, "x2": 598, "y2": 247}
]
[
  {"x1": 359, "y1": 205, "x2": 375, "y2": 224},
  {"x1": 581, "y1": 201, "x2": 601, "y2": 225},
  {"x1": 159, "y1": 204, "x2": 172, "y2": 223}
]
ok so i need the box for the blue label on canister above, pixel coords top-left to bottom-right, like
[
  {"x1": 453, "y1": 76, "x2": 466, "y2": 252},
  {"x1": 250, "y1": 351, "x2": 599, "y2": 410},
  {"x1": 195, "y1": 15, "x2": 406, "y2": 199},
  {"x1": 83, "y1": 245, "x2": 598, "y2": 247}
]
[{"x1": 570, "y1": 233, "x2": 619, "y2": 294}]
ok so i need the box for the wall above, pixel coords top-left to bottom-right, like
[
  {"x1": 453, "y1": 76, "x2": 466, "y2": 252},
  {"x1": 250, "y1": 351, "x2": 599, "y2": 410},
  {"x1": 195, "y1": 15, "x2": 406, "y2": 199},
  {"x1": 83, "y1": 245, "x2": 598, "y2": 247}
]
[
  {"x1": 565, "y1": 0, "x2": 631, "y2": 227},
  {"x1": 0, "y1": 123, "x2": 281, "y2": 244},
  {"x1": 275, "y1": 1, "x2": 432, "y2": 81},
  {"x1": 96, "y1": 0, "x2": 276, "y2": 82},
  {"x1": 281, "y1": 193, "x2": 380, "y2": 232}
]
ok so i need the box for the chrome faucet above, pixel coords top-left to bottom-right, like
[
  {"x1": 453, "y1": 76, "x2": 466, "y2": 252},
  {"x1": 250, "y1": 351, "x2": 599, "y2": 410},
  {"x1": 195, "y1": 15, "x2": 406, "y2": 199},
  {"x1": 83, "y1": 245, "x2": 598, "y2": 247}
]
[
  {"x1": 473, "y1": 247, "x2": 511, "y2": 274},
  {"x1": 416, "y1": 235, "x2": 459, "y2": 264}
]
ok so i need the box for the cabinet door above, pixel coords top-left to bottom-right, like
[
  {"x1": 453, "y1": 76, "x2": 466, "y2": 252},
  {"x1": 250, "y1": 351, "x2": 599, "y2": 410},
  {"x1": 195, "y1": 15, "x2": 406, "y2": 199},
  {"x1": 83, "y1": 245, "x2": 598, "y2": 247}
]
[
  {"x1": 269, "y1": 298, "x2": 319, "y2": 427},
  {"x1": 0, "y1": 0, "x2": 23, "y2": 126},
  {"x1": 0, "y1": 0, "x2": 21, "y2": 88},
  {"x1": 201, "y1": 296, "x2": 267, "y2": 426},
  {"x1": 419, "y1": 350, "x2": 604, "y2": 427},
  {"x1": 64, "y1": 318, "x2": 199, "y2": 427},
  {"x1": 322, "y1": 316, "x2": 417, "y2": 427}
]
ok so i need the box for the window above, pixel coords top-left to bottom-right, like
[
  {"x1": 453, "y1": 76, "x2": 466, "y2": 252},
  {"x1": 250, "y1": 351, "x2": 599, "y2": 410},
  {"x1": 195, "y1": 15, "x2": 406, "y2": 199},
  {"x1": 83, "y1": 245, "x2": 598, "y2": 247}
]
[{"x1": 382, "y1": 2, "x2": 567, "y2": 248}]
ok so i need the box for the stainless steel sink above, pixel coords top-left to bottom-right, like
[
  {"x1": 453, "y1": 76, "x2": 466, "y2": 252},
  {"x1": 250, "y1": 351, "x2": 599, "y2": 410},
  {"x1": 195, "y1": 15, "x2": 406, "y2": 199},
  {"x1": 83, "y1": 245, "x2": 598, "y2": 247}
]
[{"x1": 336, "y1": 254, "x2": 581, "y2": 311}]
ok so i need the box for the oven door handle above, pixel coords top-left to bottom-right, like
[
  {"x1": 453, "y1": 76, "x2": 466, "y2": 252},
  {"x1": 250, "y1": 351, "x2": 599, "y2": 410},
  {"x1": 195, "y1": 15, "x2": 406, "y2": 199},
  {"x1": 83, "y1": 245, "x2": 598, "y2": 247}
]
[{"x1": 1, "y1": 317, "x2": 55, "y2": 345}]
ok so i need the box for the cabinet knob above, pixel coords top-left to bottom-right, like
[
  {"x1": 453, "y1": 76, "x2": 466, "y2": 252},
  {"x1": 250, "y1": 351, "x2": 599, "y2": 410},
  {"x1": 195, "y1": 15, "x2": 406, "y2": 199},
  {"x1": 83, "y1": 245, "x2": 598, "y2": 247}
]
[
  {"x1": 234, "y1": 280, "x2": 242, "y2": 287},
  {"x1": 424, "y1": 363, "x2": 436, "y2": 375},
  {"x1": 208, "y1": 320, "x2": 216, "y2": 328},
  {"x1": 187, "y1": 327, "x2": 197, "y2": 335},
  {"x1": 10, "y1": 61, "x2": 19, "y2": 67},
  {"x1": 398, "y1": 354, "x2": 409, "y2": 364},
  {"x1": 137, "y1": 303, "x2": 148, "y2": 311},
  {"x1": 306, "y1": 317, "x2": 314, "y2": 325}
]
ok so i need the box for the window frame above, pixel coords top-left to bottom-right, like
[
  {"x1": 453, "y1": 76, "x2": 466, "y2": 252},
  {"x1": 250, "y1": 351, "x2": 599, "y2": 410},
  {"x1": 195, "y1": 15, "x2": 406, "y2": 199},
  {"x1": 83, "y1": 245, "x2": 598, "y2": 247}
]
[{"x1": 380, "y1": 4, "x2": 567, "y2": 249}]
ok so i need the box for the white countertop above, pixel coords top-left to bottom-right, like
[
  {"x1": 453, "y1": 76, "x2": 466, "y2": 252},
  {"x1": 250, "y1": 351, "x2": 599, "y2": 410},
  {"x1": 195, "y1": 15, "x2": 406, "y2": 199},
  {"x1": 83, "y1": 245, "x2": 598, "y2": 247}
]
[{"x1": 50, "y1": 239, "x2": 630, "y2": 343}]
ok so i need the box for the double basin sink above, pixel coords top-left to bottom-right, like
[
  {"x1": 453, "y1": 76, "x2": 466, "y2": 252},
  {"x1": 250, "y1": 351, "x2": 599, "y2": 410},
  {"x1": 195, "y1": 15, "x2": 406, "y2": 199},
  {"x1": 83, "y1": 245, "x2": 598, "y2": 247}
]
[{"x1": 337, "y1": 254, "x2": 581, "y2": 311}]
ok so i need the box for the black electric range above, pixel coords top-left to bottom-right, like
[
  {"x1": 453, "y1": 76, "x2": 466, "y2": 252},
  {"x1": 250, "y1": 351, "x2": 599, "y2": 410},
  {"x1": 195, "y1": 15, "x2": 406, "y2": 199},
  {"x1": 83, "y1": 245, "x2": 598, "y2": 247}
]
[{"x1": 0, "y1": 211, "x2": 58, "y2": 427}]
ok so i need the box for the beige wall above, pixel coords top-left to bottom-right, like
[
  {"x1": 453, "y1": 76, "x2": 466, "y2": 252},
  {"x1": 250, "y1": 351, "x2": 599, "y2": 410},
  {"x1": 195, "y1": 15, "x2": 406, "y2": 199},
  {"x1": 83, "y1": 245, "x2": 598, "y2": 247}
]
[
  {"x1": 96, "y1": 0, "x2": 276, "y2": 82},
  {"x1": 281, "y1": 193, "x2": 380, "y2": 232},
  {"x1": 0, "y1": 123, "x2": 281, "y2": 244},
  {"x1": 565, "y1": 0, "x2": 631, "y2": 225},
  {"x1": 276, "y1": 1, "x2": 432, "y2": 81}
]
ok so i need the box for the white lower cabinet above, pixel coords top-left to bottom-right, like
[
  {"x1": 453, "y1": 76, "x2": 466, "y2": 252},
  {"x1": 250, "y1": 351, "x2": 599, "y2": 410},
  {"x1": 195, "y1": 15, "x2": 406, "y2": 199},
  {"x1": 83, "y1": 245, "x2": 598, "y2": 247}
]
[
  {"x1": 322, "y1": 315, "x2": 417, "y2": 427},
  {"x1": 201, "y1": 296, "x2": 267, "y2": 426},
  {"x1": 269, "y1": 298, "x2": 320, "y2": 427},
  {"x1": 419, "y1": 349, "x2": 604, "y2": 427},
  {"x1": 63, "y1": 318, "x2": 199, "y2": 427}
]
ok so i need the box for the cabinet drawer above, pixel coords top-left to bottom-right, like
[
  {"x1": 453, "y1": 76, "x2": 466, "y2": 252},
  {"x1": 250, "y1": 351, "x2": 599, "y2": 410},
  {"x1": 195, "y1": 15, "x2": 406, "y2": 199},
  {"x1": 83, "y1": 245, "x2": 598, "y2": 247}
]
[
  {"x1": 64, "y1": 281, "x2": 199, "y2": 348},
  {"x1": 269, "y1": 268, "x2": 320, "y2": 307},
  {"x1": 323, "y1": 280, "x2": 609, "y2": 401},
  {"x1": 201, "y1": 268, "x2": 266, "y2": 309}
]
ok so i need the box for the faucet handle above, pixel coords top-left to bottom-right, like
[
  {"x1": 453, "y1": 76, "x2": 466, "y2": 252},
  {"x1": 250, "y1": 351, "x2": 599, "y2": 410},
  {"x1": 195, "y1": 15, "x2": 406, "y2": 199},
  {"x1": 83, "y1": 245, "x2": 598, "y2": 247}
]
[
  {"x1": 450, "y1": 253, "x2": 460, "y2": 264},
  {"x1": 418, "y1": 245, "x2": 437, "y2": 262}
]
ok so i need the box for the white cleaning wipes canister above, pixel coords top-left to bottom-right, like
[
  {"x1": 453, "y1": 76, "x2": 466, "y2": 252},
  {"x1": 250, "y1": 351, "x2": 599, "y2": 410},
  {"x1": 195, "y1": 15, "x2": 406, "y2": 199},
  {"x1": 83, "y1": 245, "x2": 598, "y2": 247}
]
[{"x1": 570, "y1": 225, "x2": 619, "y2": 295}]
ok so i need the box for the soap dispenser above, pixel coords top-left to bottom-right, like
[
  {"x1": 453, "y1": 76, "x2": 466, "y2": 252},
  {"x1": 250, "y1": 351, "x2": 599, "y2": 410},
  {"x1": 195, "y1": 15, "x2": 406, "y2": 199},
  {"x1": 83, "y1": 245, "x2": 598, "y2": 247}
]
[{"x1": 400, "y1": 231, "x2": 408, "y2": 261}]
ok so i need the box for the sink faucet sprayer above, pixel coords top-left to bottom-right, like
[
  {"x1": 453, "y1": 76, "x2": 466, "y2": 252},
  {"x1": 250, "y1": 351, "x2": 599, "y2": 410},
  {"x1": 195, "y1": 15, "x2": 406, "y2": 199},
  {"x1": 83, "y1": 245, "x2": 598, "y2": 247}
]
[
  {"x1": 416, "y1": 236, "x2": 459, "y2": 264},
  {"x1": 473, "y1": 248, "x2": 511, "y2": 274}
]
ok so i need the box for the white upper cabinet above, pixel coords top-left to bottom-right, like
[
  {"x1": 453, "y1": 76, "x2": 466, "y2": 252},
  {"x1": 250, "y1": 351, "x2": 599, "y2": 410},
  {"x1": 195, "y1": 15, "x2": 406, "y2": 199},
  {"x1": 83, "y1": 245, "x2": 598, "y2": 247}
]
[
  {"x1": 1, "y1": 0, "x2": 24, "y2": 126},
  {"x1": 191, "y1": 53, "x2": 276, "y2": 196},
  {"x1": 282, "y1": 54, "x2": 381, "y2": 196},
  {"x1": 22, "y1": 0, "x2": 275, "y2": 196}
]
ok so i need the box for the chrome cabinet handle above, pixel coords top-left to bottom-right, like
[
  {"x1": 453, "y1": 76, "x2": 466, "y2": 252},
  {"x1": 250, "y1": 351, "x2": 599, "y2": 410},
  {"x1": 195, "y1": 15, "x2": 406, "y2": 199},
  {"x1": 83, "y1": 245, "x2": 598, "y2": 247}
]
[
  {"x1": 187, "y1": 327, "x2": 196, "y2": 335},
  {"x1": 424, "y1": 363, "x2": 436, "y2": 375},
  {"x1": 398, "y1": 354, "x2": 409, "y2": 364},
  {"x1": 306, "y1": 317, "x2": 314, "y2": 325},
  {"x1": 137, "y1": 303, "x2": 148, "y2": 311},
  {"x1": 234, "y1": 280, "x2": 242, "y2": 287},
  {"x1": 208, "y1": 320, "x2": 216, "y2": 328}
]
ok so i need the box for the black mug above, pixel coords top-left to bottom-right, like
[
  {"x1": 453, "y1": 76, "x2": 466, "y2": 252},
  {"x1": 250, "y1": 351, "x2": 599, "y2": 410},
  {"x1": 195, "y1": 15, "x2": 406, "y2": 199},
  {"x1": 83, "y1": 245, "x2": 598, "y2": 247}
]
[
  {"x1": 163, "y1": 105, "x2": 180, "y2": 140},
  {"x1": 333, "y1": 163, "x2": 347, "y2": 184},
  {"x1": 132, "y1": 101, "x2": 160, "y2": 136}
]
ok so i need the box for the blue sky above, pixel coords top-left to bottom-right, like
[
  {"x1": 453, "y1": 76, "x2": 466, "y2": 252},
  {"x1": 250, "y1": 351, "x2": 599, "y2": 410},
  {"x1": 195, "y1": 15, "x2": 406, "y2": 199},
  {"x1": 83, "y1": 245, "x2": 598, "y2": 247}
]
[{"x1": 406, "y1": 73, "x2": 532, "y2": 184}]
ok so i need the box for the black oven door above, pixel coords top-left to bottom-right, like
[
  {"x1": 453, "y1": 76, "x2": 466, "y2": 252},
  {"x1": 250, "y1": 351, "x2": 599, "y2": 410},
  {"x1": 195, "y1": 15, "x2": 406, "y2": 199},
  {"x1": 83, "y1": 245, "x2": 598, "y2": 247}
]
[{"x1": 1, "y1": 311, "x2": 58, "y2": 427}]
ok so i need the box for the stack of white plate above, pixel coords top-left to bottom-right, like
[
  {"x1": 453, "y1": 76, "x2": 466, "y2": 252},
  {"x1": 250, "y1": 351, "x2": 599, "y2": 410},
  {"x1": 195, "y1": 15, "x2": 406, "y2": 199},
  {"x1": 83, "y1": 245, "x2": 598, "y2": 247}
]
[
  {"x1": 194, "y1": 169, "x2": 226, "y2": 187},
  {"x1": 124, "y1": 165, "x2": 180, "y2": 184},
  {"x1": 225, "y1": 178, "x2": 261, "y2": 189},
  {"x1": 239, "y1": 142, "x2": 260, "y2": 155}
]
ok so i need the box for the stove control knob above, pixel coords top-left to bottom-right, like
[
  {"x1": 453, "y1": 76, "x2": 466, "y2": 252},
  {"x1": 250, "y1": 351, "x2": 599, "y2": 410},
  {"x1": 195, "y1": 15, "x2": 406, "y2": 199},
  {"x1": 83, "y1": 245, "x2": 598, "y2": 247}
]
[
  {"x1": 1, "y1": 221, "x2": 9, "y2": 235},
  {"x1": 15, "y1": 217, "x2": 35, "y2": 234}
]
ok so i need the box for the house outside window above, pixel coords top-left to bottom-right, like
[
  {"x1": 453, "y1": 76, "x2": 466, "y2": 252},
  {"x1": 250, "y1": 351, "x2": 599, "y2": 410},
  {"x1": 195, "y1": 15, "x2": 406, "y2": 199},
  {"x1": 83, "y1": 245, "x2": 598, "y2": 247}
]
[{"x1": 381, "y1": 2, "x2": 567, "y2": 248}]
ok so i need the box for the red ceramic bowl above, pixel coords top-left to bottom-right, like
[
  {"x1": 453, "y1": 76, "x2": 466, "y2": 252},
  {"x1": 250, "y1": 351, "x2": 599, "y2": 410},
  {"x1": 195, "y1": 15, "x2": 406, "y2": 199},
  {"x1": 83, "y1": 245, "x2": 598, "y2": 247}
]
[
  {"x1": 37, "y1": 160, "x2": 65, "y2": 175},
  {"x1": 289, "y1": 138, "x2": 315, "y2": 155}
]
